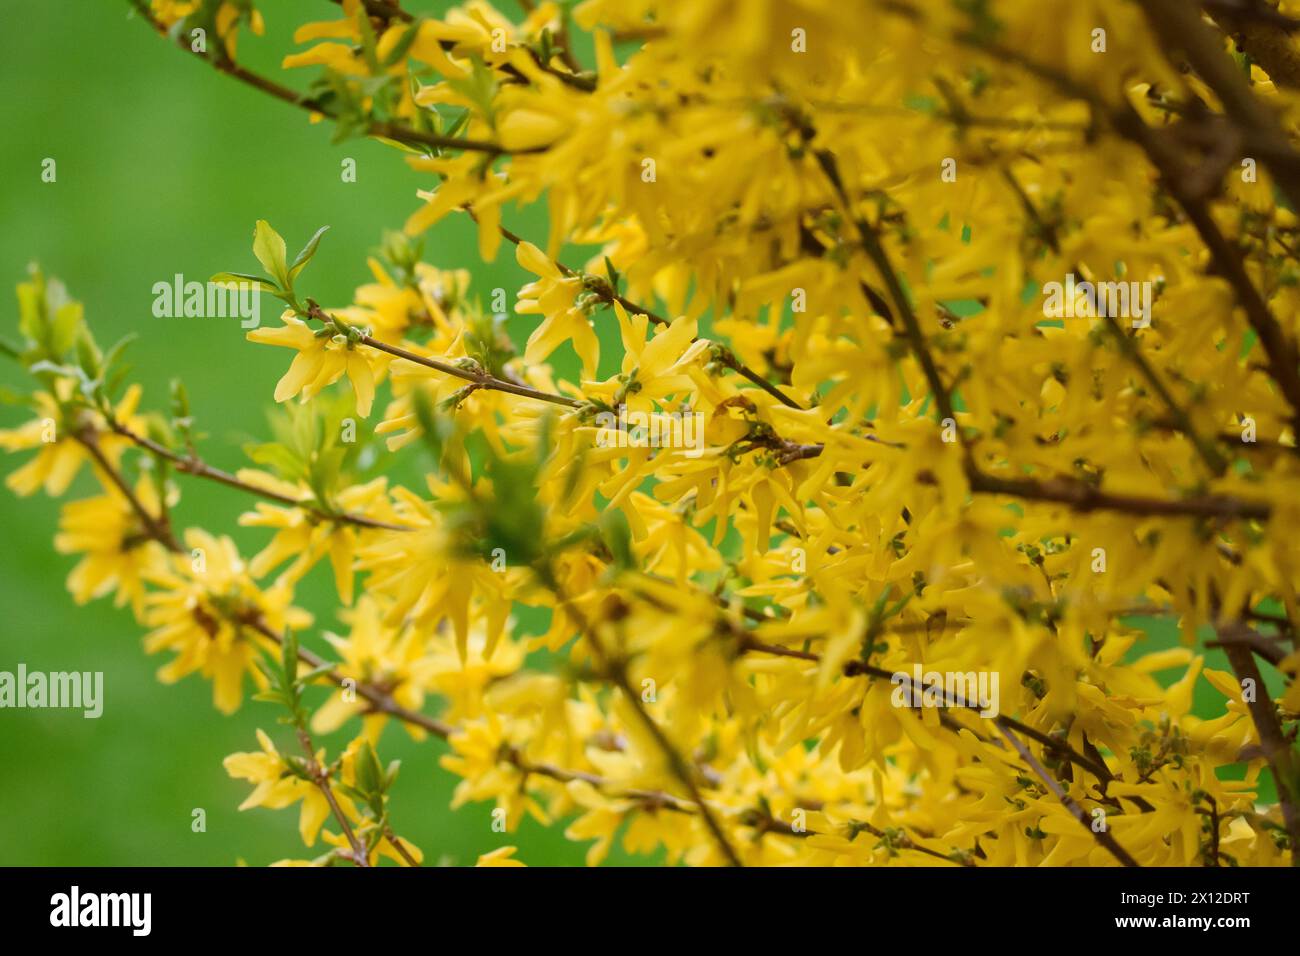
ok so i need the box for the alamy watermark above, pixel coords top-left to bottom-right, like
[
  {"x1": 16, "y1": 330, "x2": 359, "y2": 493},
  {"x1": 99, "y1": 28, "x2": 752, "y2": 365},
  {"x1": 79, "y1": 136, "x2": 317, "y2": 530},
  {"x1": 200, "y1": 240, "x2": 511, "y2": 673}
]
[
  {"x1": 50, "y1": 886, "x2": 150, "y2": 936},
  {"x1": 0, "y1": 663, "x2": 103, "y2": 718},
  {"x1": 152, "y1": 274, "x2": 261, "y2": 328},
  {"x1": 1042, "y1": 273, "x2": 1151, "y2": 328},
  {"x1": 594, "y1": 408, "x2": 705, "y2": 457},
  {"x1": 890, "y1": 665, "x2": 1000, "y2": 718}
]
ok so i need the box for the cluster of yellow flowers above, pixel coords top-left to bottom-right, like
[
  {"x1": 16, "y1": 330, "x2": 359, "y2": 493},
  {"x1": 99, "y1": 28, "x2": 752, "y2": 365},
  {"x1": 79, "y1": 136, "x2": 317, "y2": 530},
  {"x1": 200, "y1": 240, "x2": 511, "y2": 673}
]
[{"x1": 6, "y1": 0, "x2": 1300, "y2": 866}]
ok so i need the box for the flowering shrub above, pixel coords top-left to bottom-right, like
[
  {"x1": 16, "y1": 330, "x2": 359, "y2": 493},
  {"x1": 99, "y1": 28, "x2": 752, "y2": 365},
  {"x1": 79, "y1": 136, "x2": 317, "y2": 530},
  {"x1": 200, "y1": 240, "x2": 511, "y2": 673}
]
[{"x1": 5, "y1": 0, "x2": 1300, "y2": 867}]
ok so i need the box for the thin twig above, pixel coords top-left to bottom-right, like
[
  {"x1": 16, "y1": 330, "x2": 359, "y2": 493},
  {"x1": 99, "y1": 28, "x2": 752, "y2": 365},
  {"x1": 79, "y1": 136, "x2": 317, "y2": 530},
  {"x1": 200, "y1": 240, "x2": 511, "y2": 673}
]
[
  {"x1": 997, "y1": 722, "x2": 1140, "y2": 867},
  {"x1": 103, "y1": 419, "x2": 410, "y2": 531},
  {"x1": 1220, "y1": 624, "x2": 1300, "y2": 860},
  {"x1": 549, "y1": 574, "x2": 746, "y2": 867},
  {"x1": 469, "y1": 208, "x2": 806, "y2": 410},
  {"x1": 295, "y1": 726, "x2": 370, "y2": 866},
  {"x1": 75, "y1": 429, "x2": 181, "y2": 551},
  {"x1": 304, "y1": 302, "x2": 582, "y2": 409},
  {"x1": 128, "y1": 0, "x2": 517, "y2": 156}
]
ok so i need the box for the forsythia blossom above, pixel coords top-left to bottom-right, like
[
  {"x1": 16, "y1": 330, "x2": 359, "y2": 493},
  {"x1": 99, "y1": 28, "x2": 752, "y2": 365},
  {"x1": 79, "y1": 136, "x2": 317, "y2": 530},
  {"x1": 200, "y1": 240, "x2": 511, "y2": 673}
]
[{"x1": 6, "y1": 0, "x2": 1300, "y2": 868}]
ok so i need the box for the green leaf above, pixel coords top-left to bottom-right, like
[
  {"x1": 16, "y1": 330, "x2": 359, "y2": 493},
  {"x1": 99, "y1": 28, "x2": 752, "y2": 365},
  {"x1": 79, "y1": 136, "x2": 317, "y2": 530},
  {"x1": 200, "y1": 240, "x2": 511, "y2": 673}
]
[
  {"x1": 75, "y1": 325, "x2": 103, "y2": 379},
  {"x1": 442, "y1": 109, "x2": 471, "y2": 140},
  {"x1": 354, "y1": 5, "x2": 381, "y2": 72},
  {"x1": 252, "y1": 220, "x2": 290, "y2": 291},
  {"x1": 210, "y1": 271, "x2": 281, "y2": 296},
  {"x1": 104, "y1": 363, "x2": 133, "y2": 401},
  {"x1": 283, "y1": 756, "x2": 314, "y2": 781},
  {"x1": 869, "y1": 584, "x2": 894, "y2": 619},
  {"x1": 411, "y1": 389, "x2": 450, "y2": 458},
  {"x1": 335, "y1": 783, "x2": 368, "y2": 804},
  {"x1": 16, "y1": 277, "x2": 44, "y2": 345},
  {"x1": 102, "y1": 332, "x2": 137, "y2": 370},
  {"x1": 883, "y1": 591, "x2": 912, "y2": 620},
  {"x1": 355, "y1": 741, "x2": 382, "y2": 796},
  {"x1": 599, "y1": 508, "x2": 635, "y2": 572},
  {"x1": 243, "y1": 441, "x2": 303, "y2": 482},
  {"x1": 288, "y1": 226, "x2": 330, "y2": 284},
  {"x1": 380, "y1": 18, "x2": 423, "y2": 68},
  {"x1": 446, "y1": 56, "x2": 499, "y2": 130},
  {"x1": 282, "y1": 629, "x2": 300, "y2": 687},
  {"x1": 560, "y1": 442, "x2": 586, "y2": 507},
  {"x1": 299, "y1": 663, "x2": 336, "y2": 684},
  {"x1": 170, "y1": 379, "x2": 195, "y2": 440},
  {"x1": 744, "y1": 727, "x2": 769, "y2": 775},
  {"x1": 27, "y1": 360, "x2": 82, "y2": 379},
  {"x1": 307, "y1": 446, "x2": 346, "y2": 505},
  {"x1": 50, "y1": 301, "x2": 84, "y2": 358}
]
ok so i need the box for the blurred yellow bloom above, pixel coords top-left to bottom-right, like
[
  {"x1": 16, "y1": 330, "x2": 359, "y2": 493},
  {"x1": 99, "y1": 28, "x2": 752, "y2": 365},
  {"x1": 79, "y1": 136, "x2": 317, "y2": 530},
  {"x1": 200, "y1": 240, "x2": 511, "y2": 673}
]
[
  {"x1": 0, "y1": 384, "x2": 143, "y2": 497},
  {"x1": 476, "y1": 846, "x2": 525, "y2": 867},
  {"x1": 54, "y1": 475, "x2": 170, "y2": 619},
  {"x1": 142, "y1": 530, "x2": 312, "y2": 714}
]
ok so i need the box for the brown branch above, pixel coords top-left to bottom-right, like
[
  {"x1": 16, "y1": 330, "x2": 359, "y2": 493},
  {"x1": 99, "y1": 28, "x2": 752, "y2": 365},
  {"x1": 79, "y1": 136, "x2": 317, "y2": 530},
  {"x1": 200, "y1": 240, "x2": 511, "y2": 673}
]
[
  {"x1": 465, "y1": 208, "x2": 807, "y2": 410},
  {"x1": 71, "y1": 434, "x2": 1141, "y2": 865},
  {"x1": 295, "y1": 726, "x2": 370, "y2": 866},
  {"x1": 330, "y1": 0, "x2": 412, "y2": 24},
  {"x1": 383, "y1": 825, "x2": 421, "y2": 867},
  {"x1": 102, "y1": 418, "x2": 410, "y2": 532},
  {"x1": 1142, "y1": 0, "x2": 1300, "y2": 211},
  {"x1": 763, "y1": 434, "x2": 1275, "y2": 520},
  {"x1": 741, "y1": 637, "x2": 1126, "y2": 790},
  {"x1": 738, "y1": 626, "x2": 1146, "y2": 862},
  {"x1": 1207, "y1": 626, "x2": 1288, "y2": 666},
  {"x1": 75, "y1": 429, "x2": 181, "y2": 552},
  {"x1": 1130, "y1": 119, "x2": 1300, "y2": 432},
  {"x1": 1211, "y1": 2, "x2": 1300, "y2": 87},
  {"x1": 963, "y1": 467, "x2": 1270, "y2": 520},
  {"x1": 715, "y1": 349, "x2": 805, "y2": 410},
  {"x1": 549, "y1": 575, "x2": 746, "y2": 867},
  {"x1": 928, "y1": 5, "x2": 1300, "y2": 431},
  {"x1": 1205, "y1": 0, "x2": 1300, "y2": 31},
  {"x1": 1000, "y1": 168, "x2": 1229, "y2": 476},
  {"x1": 304, "y1": 302, "x2": 582, "y2": 409},
  {"x1": 247, "y1": 616, "x2": 454, "y2": 738},
  {"x1": 129, "y1": 0, "x2": 517, "y2": 156},
  {"x1": 812, "y1": 148, "x2": 957, "y2": 425},
  {"x1": 1201, "y1": 793, "x2": 1223, "y2": 866},
  {"x1": 996, "y1": 722, "x2": 1140, "y2": 866},
  {"x1": 1219, "y1": 623, "x2": 1300, "y2": 859},
  {"x1": 245, "y1": 616, "x2": 773, "y2": 851}
]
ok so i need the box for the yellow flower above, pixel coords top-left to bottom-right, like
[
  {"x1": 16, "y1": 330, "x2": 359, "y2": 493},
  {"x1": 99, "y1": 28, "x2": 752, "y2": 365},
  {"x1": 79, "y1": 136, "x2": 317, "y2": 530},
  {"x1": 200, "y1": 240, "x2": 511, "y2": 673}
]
[
  {"x1": 54, "y1": 476, "x2": 171, "y2": 619},
  {"x1": 0, "y1": 384, "x2": 144, "y2": 497},
  {"x1": 224, "y1": 729, "x2": 340, "y2": 847},
  {"x1": 476, "y1": 846, "x2": 525, "y2": 867},
  {"x1": 142, "y1": 529, "x2": 312, "y2": 714},
  {"x1": 20, "y1": 0, "x2": 1300, "y2": 870},
  {"x1": 247, "y1": 315, "x2": 382, "y2": 417},
  {"x1": 309, "y1": 595, "x2": 439, "y2": 737},
  {"x1": 151, "y1": 1, "x2": 263, "y2": 58},
  {"x1": 149, "y1": 1, "x2": 198, "y2": 26},
  {"x1": 355, "y1": 485, "x2": 521, "y2": 659},
  {"x1": 239, "y1": 474, "x2": 392, "y2": 605},
  {"x1": 516, "y1": 241, "x2": 600, "y2": 380}
]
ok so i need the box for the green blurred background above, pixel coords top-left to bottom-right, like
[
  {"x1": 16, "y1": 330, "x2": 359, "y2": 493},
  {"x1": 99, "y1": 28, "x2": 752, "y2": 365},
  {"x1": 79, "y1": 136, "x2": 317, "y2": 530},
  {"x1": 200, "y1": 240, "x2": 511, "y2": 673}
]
[
  {"x1": 0, "y1": 0, "x2": 635, "y2": 866},
  {"x1": 0, "y1": 0, "x2": 1278, "y2": 867}
]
